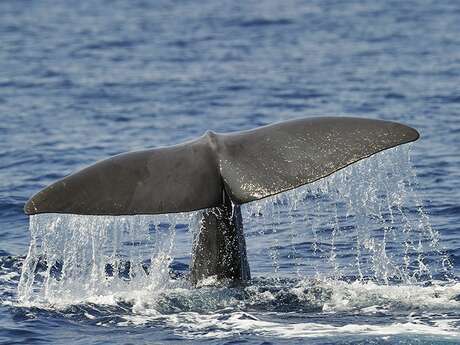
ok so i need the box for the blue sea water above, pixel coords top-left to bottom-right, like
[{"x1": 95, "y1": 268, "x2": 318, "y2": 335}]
[{"x1": 1, "y1": 0, "x2": 460, "y2": 344}]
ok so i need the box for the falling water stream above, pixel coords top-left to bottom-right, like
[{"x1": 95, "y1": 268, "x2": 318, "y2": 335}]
[
  {"x1": 15, "y1": 146, "x2": 460, "y2": 340},
  {"x1": 242, "y1": 145, "x2": 451, "y2": 283}
]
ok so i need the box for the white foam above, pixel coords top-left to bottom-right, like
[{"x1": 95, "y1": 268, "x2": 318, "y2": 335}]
[
  {"x1": 120, "y1": 309, "x2": 460, "y2": 340},
  {"x1": 105, "y1": 279, "x2": 460, "y2": 340},
  {"x1": 320, "y1": 280, "x2": 460, "y2": 312}
]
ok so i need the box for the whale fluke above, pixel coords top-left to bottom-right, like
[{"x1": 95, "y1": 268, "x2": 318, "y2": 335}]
[
  {"x1": 24, "y1": 116, "x2": 419, "y2": 286},
  {"x1": 24, "y1": 117, "x2": 419, "y2": 216}
]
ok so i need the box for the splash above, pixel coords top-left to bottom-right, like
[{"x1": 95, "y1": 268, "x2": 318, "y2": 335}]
[
  {"x1": 17, "y1": 145, "x2": 451, "y2": 307},
  {"x1": 17, "y1": 212, "x2": 197, "y2": 305},
  {"x1": 112, "y1": 279, "x2": 460, "y2": 340},
  {"x1": 242, "y1": 145, "x2": 451, "y2": 283}
]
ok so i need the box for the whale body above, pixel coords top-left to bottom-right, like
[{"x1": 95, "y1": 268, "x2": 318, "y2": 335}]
[{"x1": 24, "y1": 117, "x2": 419, "y2": 285}]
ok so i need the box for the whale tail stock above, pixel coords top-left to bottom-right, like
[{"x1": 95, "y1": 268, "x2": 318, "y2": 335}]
[{"x1": 24, "y1": 117, "x2": 419, "y2": 285}]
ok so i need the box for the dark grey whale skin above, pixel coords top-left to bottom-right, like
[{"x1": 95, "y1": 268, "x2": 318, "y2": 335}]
[
  {"x1": 191, "y1": 191, "x2": 250, "y2": 286},
  {"x1": 23, "y1": 117, "x2": 419, "y2": 285}
]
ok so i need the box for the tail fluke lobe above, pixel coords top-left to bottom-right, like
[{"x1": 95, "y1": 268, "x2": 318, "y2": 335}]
[
  {"x1": 25, "y1": 138, "x2": 223, "y2": 215},
  {"x1": 24, "y1": 117, "x2": 419, "y2": 216},
  {"x1": 216, "y1": 117, "x2": 419, "y2": 204}
]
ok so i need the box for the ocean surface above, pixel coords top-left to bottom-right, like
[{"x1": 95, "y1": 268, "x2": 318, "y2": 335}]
[{"x1": 1, "y1": 0, "x2": 459, "y2": 344}]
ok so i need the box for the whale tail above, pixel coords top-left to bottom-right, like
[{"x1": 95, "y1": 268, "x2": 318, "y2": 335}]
[
  {"x1": 24, "y1": 117, "x2": 419, "y2": 216},
  {"x1": 24, "y1": 116, "x2": 419, "y2": 286}
]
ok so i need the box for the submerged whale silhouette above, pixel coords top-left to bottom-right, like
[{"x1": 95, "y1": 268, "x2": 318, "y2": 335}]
[{"x1": 24, "y1": 117, "x2": 419, "y2": 286}]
